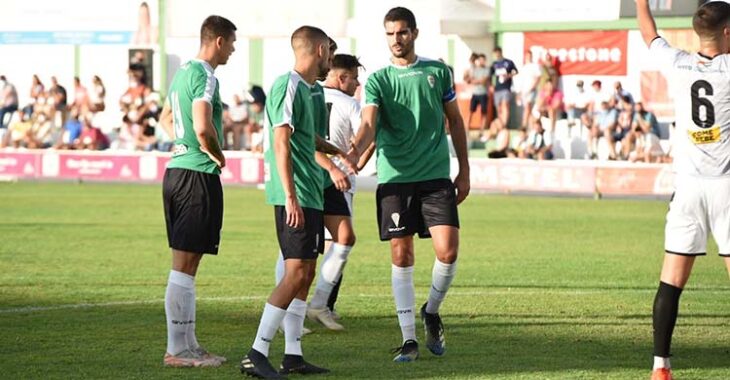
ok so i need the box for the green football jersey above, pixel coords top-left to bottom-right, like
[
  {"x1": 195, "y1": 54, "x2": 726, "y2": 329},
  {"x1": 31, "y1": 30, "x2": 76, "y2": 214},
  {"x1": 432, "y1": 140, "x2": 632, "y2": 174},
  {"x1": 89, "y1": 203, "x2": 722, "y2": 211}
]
[
  {"x1": 264, "y1": 71, "x2": 324, "y2": 210},
  {"x1": 364, "y1": 57, "x2": 456, "y2": 184},
  {"x1": 166, "y1": 59, "x2": 224, "y2": 174},
  {"x1": 311, "y1": 83, "x2": 334, "y2": 189}
]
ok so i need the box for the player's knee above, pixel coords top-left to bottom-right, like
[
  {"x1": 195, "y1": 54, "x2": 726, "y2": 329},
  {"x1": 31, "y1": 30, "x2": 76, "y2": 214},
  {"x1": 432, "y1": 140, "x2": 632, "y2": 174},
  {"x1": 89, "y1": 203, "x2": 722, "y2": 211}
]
[{"x1": 340, "y1": 231, "x2": 356, "y2": 246}]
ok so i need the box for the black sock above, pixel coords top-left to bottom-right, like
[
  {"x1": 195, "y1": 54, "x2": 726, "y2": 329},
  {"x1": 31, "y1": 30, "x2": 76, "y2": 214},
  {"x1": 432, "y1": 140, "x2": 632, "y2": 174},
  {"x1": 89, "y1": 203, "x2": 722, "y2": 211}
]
[
  {"x1": 653, "y1": 281, "x2": 683, "y2": 357},
  {"x1": 327, "y1": 275, "x2": 343, "y2": 311}
]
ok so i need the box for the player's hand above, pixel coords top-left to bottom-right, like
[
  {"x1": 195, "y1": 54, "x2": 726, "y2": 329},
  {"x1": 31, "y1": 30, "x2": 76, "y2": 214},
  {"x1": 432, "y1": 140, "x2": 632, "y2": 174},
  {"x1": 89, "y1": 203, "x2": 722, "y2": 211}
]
[
  {"x1": 340, "y1": 147, "x2": 359, "y2": 175},
  {"x1": 285, "y1": 196, "x2": 304, "y2": 228},
  {"x1": 454, "y1": 171, "x2": 471, "y2": 205},
  {"x1": 329, "y1": 166, "x2": 351, "y2": 192}
]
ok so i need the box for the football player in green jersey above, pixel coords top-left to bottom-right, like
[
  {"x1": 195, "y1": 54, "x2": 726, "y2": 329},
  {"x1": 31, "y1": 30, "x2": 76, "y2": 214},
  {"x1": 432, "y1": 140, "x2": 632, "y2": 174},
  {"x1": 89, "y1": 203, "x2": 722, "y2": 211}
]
[
  {"x1": 240, "y1": 26, "x2": 354, "y2": 379},
  {"x1": 158, "y1": 15, "x2": 236, "y2": 368},
  {"x1": 350, "y1": 7, "x2": 470, "y2": 362}
]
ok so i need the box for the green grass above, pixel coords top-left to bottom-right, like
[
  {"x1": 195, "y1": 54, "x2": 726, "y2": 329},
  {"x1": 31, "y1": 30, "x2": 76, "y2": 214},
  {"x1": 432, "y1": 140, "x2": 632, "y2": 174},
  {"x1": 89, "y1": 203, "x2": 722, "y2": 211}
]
[{"x1": 1, "y1": 182, "x2": 729, "y2": 379}]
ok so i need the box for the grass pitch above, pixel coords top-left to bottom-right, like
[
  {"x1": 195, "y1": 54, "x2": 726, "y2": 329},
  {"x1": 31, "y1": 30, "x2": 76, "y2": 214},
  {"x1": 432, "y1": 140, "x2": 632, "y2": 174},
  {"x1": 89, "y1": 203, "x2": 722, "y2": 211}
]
[{"x1": 1, "y1": 182, "x2": 728, "y2": 379}]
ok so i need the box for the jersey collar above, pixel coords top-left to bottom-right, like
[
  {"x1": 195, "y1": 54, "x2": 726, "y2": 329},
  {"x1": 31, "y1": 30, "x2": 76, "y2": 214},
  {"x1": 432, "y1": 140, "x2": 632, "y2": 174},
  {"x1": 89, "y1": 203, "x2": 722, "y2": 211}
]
[
  {"x1": 192, "y1": 58, "x2": 215, "y2": 75},
  {"x1": 390, "y1": 55, "x2": 421, "y2": 69}
]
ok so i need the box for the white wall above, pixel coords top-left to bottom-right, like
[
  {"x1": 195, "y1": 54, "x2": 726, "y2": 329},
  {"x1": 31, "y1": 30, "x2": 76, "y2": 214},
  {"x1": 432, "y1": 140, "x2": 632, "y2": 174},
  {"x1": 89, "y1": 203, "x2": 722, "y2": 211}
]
[{"x1": 0, "y1": 45, "x2": 74, "y2": 107}]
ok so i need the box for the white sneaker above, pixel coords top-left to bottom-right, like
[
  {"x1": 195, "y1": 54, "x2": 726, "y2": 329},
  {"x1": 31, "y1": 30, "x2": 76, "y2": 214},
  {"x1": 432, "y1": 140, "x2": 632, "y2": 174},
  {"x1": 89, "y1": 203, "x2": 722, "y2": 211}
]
[
  {"x1": 163, "y1": 349, "x2": 220, "y2": 368},
  {"x1": 194, "y1": 346, "x2": 227, "y2": 364},
  {"x1": 330, "y1": 310, "x2": 341, "y2": 321},
  {"x1": 306, "y1": 306, "x2": 344, "y2": 331}
]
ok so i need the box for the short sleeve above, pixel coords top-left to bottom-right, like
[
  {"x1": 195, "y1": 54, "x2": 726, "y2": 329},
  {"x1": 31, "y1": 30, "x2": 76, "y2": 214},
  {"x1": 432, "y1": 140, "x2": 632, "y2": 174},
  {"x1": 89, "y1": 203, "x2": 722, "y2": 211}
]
[
  {"x1": 267, "y1": 78, "x2": 296, "y2": 130},
  {"x1": 509, "y1": 60, "x2": 519, "y2": 74},
  {"x1": 191, "y1": 66, "x2": 216, "y2": 104},
  {"x1": 442, "y1": 67, "x2": 456, "y2": 103},
  {"x1": 364, "y1": 74, "x2": 382, "y2": 108},
  {"x1": 649, "y1": 37, "x2": 686, "y2": 75}
]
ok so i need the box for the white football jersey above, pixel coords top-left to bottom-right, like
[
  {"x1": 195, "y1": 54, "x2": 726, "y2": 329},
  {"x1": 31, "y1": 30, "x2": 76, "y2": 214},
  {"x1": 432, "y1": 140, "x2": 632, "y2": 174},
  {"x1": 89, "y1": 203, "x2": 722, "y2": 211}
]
[
  {"x1": 323, "y1": 86, "x2": 362, "y2": 193},
  {"x1": 651, "y1": 37, "x2": 730, "y2": 177}
]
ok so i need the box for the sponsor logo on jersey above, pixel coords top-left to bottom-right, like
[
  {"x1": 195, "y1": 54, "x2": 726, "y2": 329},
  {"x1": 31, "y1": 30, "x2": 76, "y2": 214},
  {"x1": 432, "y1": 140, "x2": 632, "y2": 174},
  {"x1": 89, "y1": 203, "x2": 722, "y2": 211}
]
[
  {"x1": 172, "y1": 144, "x2": 188, "y2": 156},
  {"x1": 688, "y1": 126, "x2": 721, "y2": 144}
]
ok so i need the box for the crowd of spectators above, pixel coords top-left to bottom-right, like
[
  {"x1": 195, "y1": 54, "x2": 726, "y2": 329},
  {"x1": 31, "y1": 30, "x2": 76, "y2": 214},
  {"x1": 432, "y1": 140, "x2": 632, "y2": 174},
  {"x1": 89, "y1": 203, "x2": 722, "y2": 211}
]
[
  {"x1": 463, "y1": 47, "x2": 672, "y2": 163},
  {"x1": 0, "y1": 69, "x2": 266, "y2": 154}
]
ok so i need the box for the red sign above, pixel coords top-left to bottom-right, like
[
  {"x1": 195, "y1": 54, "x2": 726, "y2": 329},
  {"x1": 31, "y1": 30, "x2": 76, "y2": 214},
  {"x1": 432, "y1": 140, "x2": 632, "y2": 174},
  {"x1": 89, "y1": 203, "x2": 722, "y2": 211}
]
[
  {"x1": 524, "y1": 31, "x2": 628, "y2": 76},
  {"x1": 56, "y1": 154, "x2": 140, "y2": 181},
  {"x1": 0, "y1": 152, "x2": 39, "y2": 178}
]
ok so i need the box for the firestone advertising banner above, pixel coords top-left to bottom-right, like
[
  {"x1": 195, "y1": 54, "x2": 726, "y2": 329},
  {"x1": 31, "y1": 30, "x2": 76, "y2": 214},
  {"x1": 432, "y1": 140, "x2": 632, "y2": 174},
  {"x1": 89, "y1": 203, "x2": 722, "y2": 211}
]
[{"x1": 524, "y1": 31, "x2": 629, "y2": 76}]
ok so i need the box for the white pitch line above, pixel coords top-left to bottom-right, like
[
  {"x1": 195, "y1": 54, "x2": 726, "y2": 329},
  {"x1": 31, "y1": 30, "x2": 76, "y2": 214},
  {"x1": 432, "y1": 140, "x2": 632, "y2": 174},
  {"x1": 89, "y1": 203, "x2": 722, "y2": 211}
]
[{"x1": 1, "y1": 288, "x2": 727, "y2": 315}]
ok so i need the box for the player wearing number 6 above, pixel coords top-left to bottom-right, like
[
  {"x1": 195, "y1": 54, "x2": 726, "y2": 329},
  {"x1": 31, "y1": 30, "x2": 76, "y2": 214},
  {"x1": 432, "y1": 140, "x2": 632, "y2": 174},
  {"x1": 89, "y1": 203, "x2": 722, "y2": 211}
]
[
  {"x1": 157, "y1": 15, "x2": 236, "y2": 368},
  {"x1": 637, "y1": 2, "x2": 730, "y2": 380}
]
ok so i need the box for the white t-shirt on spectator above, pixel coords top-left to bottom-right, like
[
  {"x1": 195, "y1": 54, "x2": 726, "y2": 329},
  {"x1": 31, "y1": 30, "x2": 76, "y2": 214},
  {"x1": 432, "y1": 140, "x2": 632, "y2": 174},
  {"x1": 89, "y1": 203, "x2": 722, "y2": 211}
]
[{"x1": 519, "y1": 62, "x2": 542, "y2": 95}]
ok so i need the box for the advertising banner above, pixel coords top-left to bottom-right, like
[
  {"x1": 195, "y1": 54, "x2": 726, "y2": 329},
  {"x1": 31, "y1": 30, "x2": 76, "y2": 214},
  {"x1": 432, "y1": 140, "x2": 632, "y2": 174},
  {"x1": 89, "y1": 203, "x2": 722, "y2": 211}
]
[{"x1": 524, "y1": 31, "x2": 629, "y2": 76}]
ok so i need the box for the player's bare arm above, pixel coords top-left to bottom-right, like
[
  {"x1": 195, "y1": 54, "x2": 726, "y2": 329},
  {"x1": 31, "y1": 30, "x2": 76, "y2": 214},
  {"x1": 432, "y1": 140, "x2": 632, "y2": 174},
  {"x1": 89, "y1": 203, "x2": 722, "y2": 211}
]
[
  {"x1": 159, "y1": 101, "x2": 174, "y2": 141},
  {"x1": 315, "y1": 135, "x2": 358, "y2": 174},
  {"x1": 444, "y1": 100, "x2": 471, "y2": 204},
  {"x1": 636, "y1": 0, "x2": 659, "y2": 47},
  {"x1": 350, "y1": 105, "x2": 378, "y2": 164},
  {"x1": 273, "y1": 125, "x2": 303, "y2": 228},
  {"x1": 315, "y1": 151, "x2": 351, "y2": 192},
  {"x1": 192, "y1": 100, "x2": 226, "y2": 168},
  {"x1": 357, "y1": 142, "x2": 376, "y2": 171}
]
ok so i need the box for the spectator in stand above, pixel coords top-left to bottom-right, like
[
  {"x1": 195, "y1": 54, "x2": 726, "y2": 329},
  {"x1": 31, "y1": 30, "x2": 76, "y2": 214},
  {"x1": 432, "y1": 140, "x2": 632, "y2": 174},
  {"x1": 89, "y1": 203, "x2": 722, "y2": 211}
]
[
  {"x1": 588, "y1": 100, "x2": 619, "y2": 159},
  {"x1": 225, "y1": 94, "x2": 247, "y2": 150},
  {"x1": 244, "y1": 85, "x2": 265, "y2": 152},
  {"x1": 628, "y1": 127, "x2": 665, "y2": 163},
  {"x1": 611, "y1": 95, "x2": 635, "y2": 160},
  {"x1": 28, "y1": 108, "x2": 61, "y2": 149},
  {"x1": 624, "y1": 101, "x2": 662, "y2": 162},
  {"x1": 71, "y1": 77, "x2": 89, "y2": 114},
  {"x1": 55, "y1": 108, "x2": 84, "y2": 149},
  {"x1": 522, "y1": 117, "x2": 553, "y2": 160},
  {"x1": 76, "y1": 116, "x2": 109, "y2": 150},
  {"x1": 0, "y1": 76, "x2": 19, "y2": 129},
  {"x1": 610, "y1": 81, "x2": 634, "y2": 110},
  {"x1": 48, "y1": 76, "x2": 68, "y2": 112},
  {"x1": 23, "y1": 74, "x2": 45, "y2": 116},
  {"x1": 633, "y1": 101, "x2": 660, "y2": 138},
  {"x1": 1, "y1": 110, "x2": 30, "y2": 148},
  {"x1": 88, "y1": 75, "x2": 106, "y2": 113},
  {"x1": 490, "y1": 46, "x2": 518, "y2": 125},
  {"x1": 464, "y1": 53, "x2": 490, "y2": 134},
  {"x1": 513, "y1": 128, "x2": 528, "y2": 158},
  {"x1": 518, "y1": 50, "x2": 542, "y2": 129},
  {"x1": 534, "y1": 80, "x2": 564, "y2": 131},
  {"x1": 539, "y1": 53, "x2": 561, "y2": 90},
  {"x1": 118, "y1": 69, "x2": 151, "y2": 150},
  {"x1": 565, "y1": 80, "x2": 593, "y2": 128},
  {"x1": 485, "y1": 118, "x2": 513, "y2": 158}
]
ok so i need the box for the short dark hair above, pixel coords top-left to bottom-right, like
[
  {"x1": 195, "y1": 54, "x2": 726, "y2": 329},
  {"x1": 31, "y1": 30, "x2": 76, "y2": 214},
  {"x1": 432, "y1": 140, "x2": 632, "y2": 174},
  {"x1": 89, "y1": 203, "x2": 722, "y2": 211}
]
[
  {"x1": 592, "y1": 80, "x2": 602, "y2": 87},
  {"x1": 331, "y1": 54, "x2": 364, "y2": 71},
  {"x1": 493, "y1": 46, "x2": 503, "y2": 54},
  {"x1": 384, "y1": 7, "x2": 417, "y2": 30},
  {"x1": 200, "y1": 15, "x2": 237, "y2": 44},
  {"x1": 693, "y1": 1, "x2": 730, "y2": 40},
  {"x1": 291, "y1": 25, "x2": 329, "y2": 51}
]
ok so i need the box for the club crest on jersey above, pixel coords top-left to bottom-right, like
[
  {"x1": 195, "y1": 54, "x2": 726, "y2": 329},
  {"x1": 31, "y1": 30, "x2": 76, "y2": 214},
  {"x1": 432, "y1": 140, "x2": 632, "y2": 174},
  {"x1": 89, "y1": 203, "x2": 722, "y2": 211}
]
[{"x1": 427, "y1": 75, "x2": 435, "y2": 88}]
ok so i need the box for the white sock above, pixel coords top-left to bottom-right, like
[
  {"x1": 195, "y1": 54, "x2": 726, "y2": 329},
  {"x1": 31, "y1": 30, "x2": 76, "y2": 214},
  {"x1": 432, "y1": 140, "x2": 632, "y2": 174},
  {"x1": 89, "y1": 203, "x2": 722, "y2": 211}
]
[
  {"x1": 283, "y1": 298, "x2": 307, "y2": 356},
  {"x1": 165, "y1": 270, "x2": 195, "y2": 355},
  {"x1": 653, "y1": 356, "x2": 671, "y2": 370},
  {"x1": 186, "y1": 283, "x2": 200, "y2": 350},
  {"x1": 392, "y1": 265, "x2": 416, "y2": 343},
  {"x1": 426, "y1": 259, "x2": 457, "y2": 314},
  {"x1": 310, "y1": 243, "x2": 352, "y2": 309},
  {"x1": 252, "y1": 303, "x2": 287, "y2": 357},
  {"x1": 275, "y1": 251, "x2": 285, "y2": 286}
]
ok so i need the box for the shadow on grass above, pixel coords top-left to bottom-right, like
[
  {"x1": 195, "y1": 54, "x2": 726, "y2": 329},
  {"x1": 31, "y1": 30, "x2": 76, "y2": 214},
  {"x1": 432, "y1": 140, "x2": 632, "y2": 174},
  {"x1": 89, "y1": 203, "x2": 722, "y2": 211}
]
[{"x1": 2, "y1": 303, "x2": 729, "y2": 379}]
